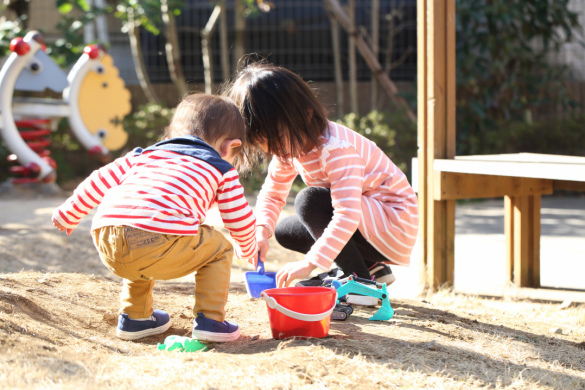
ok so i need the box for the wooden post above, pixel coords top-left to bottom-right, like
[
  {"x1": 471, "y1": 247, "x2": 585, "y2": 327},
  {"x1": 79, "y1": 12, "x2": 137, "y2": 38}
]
[
  {"x1": 348, "y1": 0, "x2": 359, "y2": 114},
  {"x1": 417, "y1": 0, "x2": 456, "y2": 290},
  {"x1": 505, "y1": 195, "x2": 541, "y2": 287}
]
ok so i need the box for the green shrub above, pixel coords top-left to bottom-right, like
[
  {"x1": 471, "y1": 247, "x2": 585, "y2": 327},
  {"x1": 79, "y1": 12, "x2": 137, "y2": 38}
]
[
  {"x1": 335, "y1": 110, "x2": 417, "y2": 180},
  {"x1": 122, "y1": 103, "x2": 175, "y2": 151},
  {"x1": 456, "y1": 0, "x2": 582, "y2": 154},
  {"x1": 478, "y1": 116, "x2": 585, "y2": 156}
]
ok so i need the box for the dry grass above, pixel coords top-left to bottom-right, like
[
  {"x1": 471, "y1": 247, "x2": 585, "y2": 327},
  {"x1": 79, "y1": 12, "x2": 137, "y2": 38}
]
[
  {"x1": 1, "y1": 197, "x2": 584, "y2": 389},
  {"x1": 1, "y1": 271, "x2": 584, "y2": 389}
]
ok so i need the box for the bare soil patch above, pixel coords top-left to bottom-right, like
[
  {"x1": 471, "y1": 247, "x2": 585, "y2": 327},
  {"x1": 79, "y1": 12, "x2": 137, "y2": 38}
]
[{"x1": 0, "y1": 198, "x2": 584, "y2": 389}]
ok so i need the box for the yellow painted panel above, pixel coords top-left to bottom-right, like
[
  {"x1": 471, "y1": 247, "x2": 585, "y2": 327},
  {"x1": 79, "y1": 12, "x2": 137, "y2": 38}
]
[{"x1": 78, "y1": 54, "x2": 131, "y2": 151}]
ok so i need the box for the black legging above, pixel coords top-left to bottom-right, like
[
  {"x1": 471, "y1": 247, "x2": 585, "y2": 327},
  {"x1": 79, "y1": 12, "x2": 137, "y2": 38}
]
[{"x1": 274, "y1": 186, "x2": 387, "y2": 279}]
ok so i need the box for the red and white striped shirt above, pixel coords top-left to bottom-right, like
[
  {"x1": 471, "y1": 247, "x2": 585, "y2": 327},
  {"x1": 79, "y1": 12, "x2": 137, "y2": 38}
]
[
  {"x1": 53, "y1": 148, "x2": 257, "y2": 259},
  {"x1": 255, "y1": 121, "x2": 418, "y2": 270}
]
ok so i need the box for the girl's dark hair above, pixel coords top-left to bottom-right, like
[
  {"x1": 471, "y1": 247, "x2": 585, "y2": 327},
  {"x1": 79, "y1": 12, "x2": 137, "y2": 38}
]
[
  {"x1": 164, "y1": 93, "x2": 245, "y2": 160},
  {"x1": 224, "y1": 60, "x2": 328, "y2": 169}
]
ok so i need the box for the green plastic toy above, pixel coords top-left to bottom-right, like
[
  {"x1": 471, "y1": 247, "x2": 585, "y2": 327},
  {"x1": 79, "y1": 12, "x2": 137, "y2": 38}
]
[{"x1": 157, "y1": 336, "x2": 208, "y2": 352}]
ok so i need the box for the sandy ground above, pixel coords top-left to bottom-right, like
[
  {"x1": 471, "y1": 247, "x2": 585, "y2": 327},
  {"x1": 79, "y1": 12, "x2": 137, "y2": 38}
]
[{"x1": 0, "y1": 194, "x2": 584, "y2": 389}]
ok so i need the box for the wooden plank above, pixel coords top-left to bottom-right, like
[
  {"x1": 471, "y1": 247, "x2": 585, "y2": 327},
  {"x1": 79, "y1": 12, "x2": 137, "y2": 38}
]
[
  {"x1": 553, "y1": 180, "x2": 585, "y2": 191},
  {"x1": 456, "y1": 153, "x2": 585, "y2": 164},
  {"x1": 434, "y1": 158, "x2": 585, "y2": 182},
  {"x1": 416, "y1": 0, "x2": 428, "y2": 286},
  {"x1": 434, "y1": 172, "x2": 553, "y2": 200}
]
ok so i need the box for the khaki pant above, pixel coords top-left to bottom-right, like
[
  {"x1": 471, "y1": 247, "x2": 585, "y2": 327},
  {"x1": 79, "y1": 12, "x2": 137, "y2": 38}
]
[{"x1": 91, "y1": 225, "x2": 233, "y2": 322}]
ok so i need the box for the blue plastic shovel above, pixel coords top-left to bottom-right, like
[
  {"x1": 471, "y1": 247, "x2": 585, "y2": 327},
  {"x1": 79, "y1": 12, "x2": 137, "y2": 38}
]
[{"x1": 244, "y1": 257, "x2": 277, "y2": 298}]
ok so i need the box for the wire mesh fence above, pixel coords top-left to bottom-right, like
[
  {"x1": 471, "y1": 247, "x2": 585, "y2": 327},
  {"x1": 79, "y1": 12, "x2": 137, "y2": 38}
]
[{"x1": 141, "y1": 0, "x2": 417, "y2": 84}]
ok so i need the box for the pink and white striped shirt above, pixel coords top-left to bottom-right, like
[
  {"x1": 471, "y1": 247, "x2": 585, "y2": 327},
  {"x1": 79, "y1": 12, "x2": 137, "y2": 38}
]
[
  {"x1": 255, "y1": 121, "x2": 418, "y2": 270},
  {"x1": 53, "y1": 140, "x2": 257, "y2": 259}
]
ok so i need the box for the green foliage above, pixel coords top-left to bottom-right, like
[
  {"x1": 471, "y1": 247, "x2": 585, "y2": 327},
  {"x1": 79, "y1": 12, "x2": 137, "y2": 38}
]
[
  {"x1": 475, "y1": 116, "x2": 585, "y2": 156},
  {"x1": 122, "y1": 103, "x2": 175, "y2": 149},
  {"x1": 56, "y1": 0, "x2": 91, "y2": 14},
  {"x1": 0, "y1": 20, "x2": 25, "y2": 58},
  {"x1": 456, "y1": 0, "x2": 583, "y2": 154},
  {"x1": 114, "y1": 0, "x2": 184, "y2": 36},
  {"x1": 335, "y1": 110, "x2": 417, "y2": 179}
]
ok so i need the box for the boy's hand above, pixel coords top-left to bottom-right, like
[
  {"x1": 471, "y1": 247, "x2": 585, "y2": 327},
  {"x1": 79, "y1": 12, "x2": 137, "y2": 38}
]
[
  {"x1": 276, "y1": 260, "x2": 317, "y2": 288},
  {"x1": 52, "y1": 217, "x2": 73, "y2": 236}
]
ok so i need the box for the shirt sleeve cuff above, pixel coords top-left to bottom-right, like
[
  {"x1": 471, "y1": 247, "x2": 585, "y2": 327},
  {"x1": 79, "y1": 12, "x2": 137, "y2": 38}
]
[{"x1": 256, "y1": 223, "x2": 274, "y2": 239}]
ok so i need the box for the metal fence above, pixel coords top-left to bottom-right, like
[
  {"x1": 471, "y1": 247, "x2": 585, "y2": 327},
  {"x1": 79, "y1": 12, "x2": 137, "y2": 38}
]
[{"x1": 141, "y1": 0, "x2": 418, "y2": 84}]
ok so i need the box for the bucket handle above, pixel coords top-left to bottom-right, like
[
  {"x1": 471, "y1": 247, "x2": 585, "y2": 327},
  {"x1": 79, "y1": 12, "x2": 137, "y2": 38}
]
[{"x1": 261, "y1": 291, "x2": 337, "y2": 322}]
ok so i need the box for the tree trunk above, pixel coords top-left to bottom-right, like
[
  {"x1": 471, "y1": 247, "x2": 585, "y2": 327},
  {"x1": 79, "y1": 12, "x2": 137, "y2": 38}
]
[
  {"x1": 219, "y1": 2, "x2": 230, "y2": 81},
  {"x1": 202, "y1": 5, "x2": 222, "y2": 94},
  {"x1": 371, "y1": 0, "x2": 379, "y2": 110},
  {"x1": 323, "y1": 0, "x2": 416, "y2": 123},
  {"x1": 233, "y1": 0, "x2": 246, "y2": 72},
  {"x1": 161, "y1": 0, "x2": 188, "y2": 98},
  {"x1": 94, "y1": 0, "x2": 110, "y2": 44},
  {"x1": 325, "y1": 3, "x2": 344, "y2": 118},
  {"x1": 348, "y1": 0, "x2": 359, "y2": 114},
  {"x1": 127, "y1": 9, "x2": 159, "y2": 104}
]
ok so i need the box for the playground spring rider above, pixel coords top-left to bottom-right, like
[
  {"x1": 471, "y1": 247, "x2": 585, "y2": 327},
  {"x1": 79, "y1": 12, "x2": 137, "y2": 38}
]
[{"x1": 0, "y1": 31, "x2": 131, "y2": 183}]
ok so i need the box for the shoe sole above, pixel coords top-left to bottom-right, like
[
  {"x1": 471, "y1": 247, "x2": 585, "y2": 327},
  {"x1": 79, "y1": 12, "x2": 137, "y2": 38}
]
[
  {"x1": 193, "y1": 328, "x2": 241, "y2": 342},
  {"x1": 116, "y1": 320, "x2": 172, "y2": 340}
]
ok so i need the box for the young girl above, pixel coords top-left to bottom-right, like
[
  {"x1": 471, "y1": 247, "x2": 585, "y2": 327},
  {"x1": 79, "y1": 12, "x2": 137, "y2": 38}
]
[{"x1": 226, "y1": 63, "x2": 418, "y2": 288}]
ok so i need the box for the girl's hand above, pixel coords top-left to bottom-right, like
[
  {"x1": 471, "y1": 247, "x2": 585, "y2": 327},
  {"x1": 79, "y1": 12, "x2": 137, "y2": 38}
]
[
  {"x1": 52, "y1": 218, "x2": 73, "y2": 236},
  {"x1": 276, "y1": 260, "x2": 318, "y2": 288},
  {"x1": 256, "y1": 226, "x2": 271, "y2": 267}
]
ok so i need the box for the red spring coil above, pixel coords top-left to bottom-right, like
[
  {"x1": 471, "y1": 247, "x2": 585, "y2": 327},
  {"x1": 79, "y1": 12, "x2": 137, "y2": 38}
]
[{"x1": 9, "y1": 119, "x2": 55, "y2": 182}]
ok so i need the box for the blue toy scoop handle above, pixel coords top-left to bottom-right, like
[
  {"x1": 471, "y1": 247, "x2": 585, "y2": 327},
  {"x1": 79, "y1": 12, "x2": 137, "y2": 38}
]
[{"x1": 256, "y1": 255, "x2": 265, "y2": 275}]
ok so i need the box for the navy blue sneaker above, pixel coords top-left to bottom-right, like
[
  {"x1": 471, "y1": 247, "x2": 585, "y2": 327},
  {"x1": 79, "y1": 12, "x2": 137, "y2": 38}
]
[
  {"x1": 192, "y1": 313, "x2": 240, "y2": 342},
  {"x1": 116, "y1": 309, "x2": 171, "y2": 340}
]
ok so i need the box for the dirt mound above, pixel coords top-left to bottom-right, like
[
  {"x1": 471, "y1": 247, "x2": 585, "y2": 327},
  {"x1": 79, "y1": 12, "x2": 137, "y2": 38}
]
[{"x1": 1, "y1": 271, "x2": 584, "y2": 389}]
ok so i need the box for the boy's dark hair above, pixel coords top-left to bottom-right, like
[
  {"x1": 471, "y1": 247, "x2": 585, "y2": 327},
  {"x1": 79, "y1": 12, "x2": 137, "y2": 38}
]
[
  {"x1": 164, "y1": 93, "x2": 245, "y2": 158},
  {"x1": 224, "y1": 61, "x2": 328, "y2": 168}
]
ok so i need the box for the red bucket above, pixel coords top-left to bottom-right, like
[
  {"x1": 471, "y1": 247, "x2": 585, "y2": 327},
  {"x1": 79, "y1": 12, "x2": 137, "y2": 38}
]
[{"x1": 261, "y1": 287, "x2": 337, "y2": 339}]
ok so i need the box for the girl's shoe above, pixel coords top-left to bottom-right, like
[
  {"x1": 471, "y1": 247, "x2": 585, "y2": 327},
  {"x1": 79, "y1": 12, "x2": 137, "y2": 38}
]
[
  {"x1": 368, "y1": 263, "x2": 396, "y2": 285},
  {"x1": 192, "y1": 313, "x2": 240, "y2": 342},
  {"x1": 294, "y1": 268, "x2": 344, "y2": 287},
  {"x1": 116, "y1": 309, "x2": 171, "y2": 340}
]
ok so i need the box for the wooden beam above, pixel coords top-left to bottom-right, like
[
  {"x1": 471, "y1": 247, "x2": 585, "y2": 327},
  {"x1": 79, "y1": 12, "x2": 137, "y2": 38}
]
[
  {"x1": 434, "y1": 172, "x2": 553, "y2": 200},
  {"x1": 421, "y1": 0, "x2": 456, "y2": 290},
  {"x1": 553, "y1": 180, "x2": 585, "y2": 191}
]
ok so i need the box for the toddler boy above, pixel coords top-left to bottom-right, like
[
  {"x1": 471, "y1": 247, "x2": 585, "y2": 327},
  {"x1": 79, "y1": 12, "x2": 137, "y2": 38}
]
[{"x1": 52, "y1": 94, "x2": 257, "y2": 342}]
